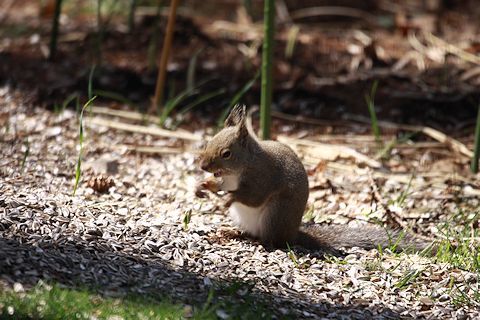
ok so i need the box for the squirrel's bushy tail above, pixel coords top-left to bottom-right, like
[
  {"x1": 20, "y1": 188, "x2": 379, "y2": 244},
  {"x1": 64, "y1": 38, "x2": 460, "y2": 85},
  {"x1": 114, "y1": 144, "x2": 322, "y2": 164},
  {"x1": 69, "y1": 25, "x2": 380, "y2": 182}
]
[{"x1": 297, "y1": 224, "x2": 431, "y2": 254}]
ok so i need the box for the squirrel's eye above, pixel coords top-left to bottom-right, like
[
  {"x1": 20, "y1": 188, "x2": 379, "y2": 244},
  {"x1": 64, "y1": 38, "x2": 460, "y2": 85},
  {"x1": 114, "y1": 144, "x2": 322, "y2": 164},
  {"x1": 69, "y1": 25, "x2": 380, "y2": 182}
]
[{"x1": 221, "y1": 150, "x2": 231, "y2": 159}]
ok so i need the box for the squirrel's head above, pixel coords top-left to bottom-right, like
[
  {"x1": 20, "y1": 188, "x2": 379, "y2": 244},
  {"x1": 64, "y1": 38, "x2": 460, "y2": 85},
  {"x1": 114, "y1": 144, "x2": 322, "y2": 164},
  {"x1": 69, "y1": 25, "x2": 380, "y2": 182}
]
[{"x1": 200, "y1": 104, "x2": 252, "y2": 177}]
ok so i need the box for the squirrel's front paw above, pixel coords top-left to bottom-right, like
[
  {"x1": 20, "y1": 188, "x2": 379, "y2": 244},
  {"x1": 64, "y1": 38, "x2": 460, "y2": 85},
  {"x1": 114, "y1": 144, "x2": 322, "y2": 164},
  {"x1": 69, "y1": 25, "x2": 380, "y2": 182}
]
[
  {"x1": 195, "y1": 177, "x2": 220, "y2": 198},
  {"x1": 224, "y1": 194, "x2": 234, "y2": 208}
]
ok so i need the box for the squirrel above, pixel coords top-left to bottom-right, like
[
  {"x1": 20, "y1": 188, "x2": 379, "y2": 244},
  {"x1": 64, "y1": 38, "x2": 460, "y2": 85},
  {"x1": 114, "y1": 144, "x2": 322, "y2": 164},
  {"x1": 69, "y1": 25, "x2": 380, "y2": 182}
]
[{"x1": 197, "y1": 104, "x2": 430, "y2": 253}]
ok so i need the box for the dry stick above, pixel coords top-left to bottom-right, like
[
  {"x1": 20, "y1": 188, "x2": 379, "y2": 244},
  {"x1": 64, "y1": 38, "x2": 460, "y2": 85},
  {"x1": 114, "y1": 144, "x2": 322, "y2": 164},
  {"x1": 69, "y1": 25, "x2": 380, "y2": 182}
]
[
  {"x1": 92, "y1": 106, "x2": 154, "y2": 121},
  {"x1": 278, "y1": 135, "x2": 382, "y2": 168},
  {"x1": 90, "y1": 106, "x2": 194, "y2": 136},
  {"x1": 367, "y1": 170, "x2": 401, "y2": 228},
  {"x1": 271, "y1": 110, "x2": 352, "y2": 127},
  {"x1": 290, "y1": 6, "x2": 377, "y2": 26},
  {"x1": 151, "y1": 0, "x2": 180, "y2": 114},
  {"x1": 367, "y1": 170, "x2": 433, "y2": 242},
  {"x1": 275, "y1": 0, "x2": 292, "y2": 25},
  {"x1": 424, "y1": 32, "x2": 480, "y2": 65},
  {"x1": 328, "y1": 161, "x2": 474, "y2": 191},
  {"x1": 117, "y1": 145, "x2": 184, "y2": 155},
  {"x1": 97, "y1": 106, "x2": 443, "y2": 148},
  {"x1": 347, "y1": 115, "x2": 473, "y2": 158},
  {"x1": 87, "y1": 117, "x2": 201, "y2": 141}
]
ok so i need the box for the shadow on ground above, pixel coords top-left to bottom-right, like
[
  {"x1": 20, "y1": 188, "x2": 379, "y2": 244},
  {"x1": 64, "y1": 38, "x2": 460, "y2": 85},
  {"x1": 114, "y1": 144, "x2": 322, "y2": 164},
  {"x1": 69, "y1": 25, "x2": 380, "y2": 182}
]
[{"x1": 0, "y1": 234, "x2": 407, "y2": 319}]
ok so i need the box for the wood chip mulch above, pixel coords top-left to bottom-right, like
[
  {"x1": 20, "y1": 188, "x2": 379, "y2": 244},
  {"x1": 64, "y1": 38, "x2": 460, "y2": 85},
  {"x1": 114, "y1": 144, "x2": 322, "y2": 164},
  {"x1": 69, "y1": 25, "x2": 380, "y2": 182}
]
[{"x1": 1, "y1": 86, "x2": 479, "y2": 319}]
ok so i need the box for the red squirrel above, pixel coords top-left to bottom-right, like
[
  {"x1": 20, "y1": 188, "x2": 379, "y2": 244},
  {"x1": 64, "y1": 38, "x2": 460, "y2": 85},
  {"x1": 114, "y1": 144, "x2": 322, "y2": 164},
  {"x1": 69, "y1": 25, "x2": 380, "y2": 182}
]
[{"x1": 198, "y1": 105, "x2": 429, "y2": 252}]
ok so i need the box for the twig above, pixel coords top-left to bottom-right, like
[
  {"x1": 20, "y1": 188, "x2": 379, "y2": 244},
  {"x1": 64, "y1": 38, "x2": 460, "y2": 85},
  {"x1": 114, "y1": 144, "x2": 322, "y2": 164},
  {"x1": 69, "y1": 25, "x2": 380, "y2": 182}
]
[
  {"x1": 122, "y1": 145, "x2": 184, "y2": 154},
  {"x1": 271, "y1": 110, "x2": 352, "y2": 127},
  {"x1": 392, "y1": 50, "x2": 425, "y2": 72},
  {"x1": 290, "y1": 6, "x2": 377, "y2": 26},
  {"x1": 92, "y1": 106, "x2": 153, "y2": 121},
  {"x1": 326, "y1": 161, "x2": 474, "y2": 186},
  {"x1": 367, "y1": 169, "x2": 401, "y2": 228},
  {"x1": 87, "y1": 117, "x2": 201, "y2": 141},
  {"x1": 424, "y1": 32, "x2": 480, "y2": 65},
  {"x1": 90, "y1": 106, "x2": 196, "y2": 136},
  {"x1": 367, "y1": 170, "x2": 433, "y2": 242},
  {"x1": 278, "y1": 135, "x2": 382, "y2": 168},
  {"x1": 346, "y1": 114, "x2": 473, "y2": 158},
  {"x1": 275, "y1": 0, "x2": 292, "y2": 25},
  {"x1": 460, "y1": 66, "x2": 480, "y2": 82}
]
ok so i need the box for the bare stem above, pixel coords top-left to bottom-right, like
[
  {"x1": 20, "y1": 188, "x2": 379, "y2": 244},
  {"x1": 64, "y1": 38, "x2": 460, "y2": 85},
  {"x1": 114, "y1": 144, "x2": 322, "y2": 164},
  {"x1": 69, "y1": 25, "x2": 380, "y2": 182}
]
[{"x1": 151, "y1": 0, "x2": 180, "y2": 114}]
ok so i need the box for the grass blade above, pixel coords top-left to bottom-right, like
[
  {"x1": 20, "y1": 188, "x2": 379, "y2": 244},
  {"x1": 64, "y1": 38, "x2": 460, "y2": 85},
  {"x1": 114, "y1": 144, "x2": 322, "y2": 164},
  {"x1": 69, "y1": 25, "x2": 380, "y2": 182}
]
[
  {"x1": 128, "y1": 0, "x2": 138, "y2": 33},
  {"x1": 216, "y1": 71, "x2": 259, "y2": 128},
  {"x1": 471, "y1": 103, "x2": 480, "y2": 173},
  {"x1": 61, "y1": 93, "x2": 79, "y2": 113},
  {"x1": 88, "y1": 65, "x2": 96, "y2": 100},
  {"x1": 73, "y1": 96, "x2": 97, "y2": 196},
  {"x1": 365, "y1": 80, "x2": 381, "y2": 143},
  {"x1": 159, "y1": 88, "x2": 196, "y2": 126},
  {"x1": 180, "y1": 88, "x2": 225, "y2": 115},
  {"x1": 169, "y1": 88, "x2": 225, "y2": 129},
  {"x1": 20, "y1": 137, "x2": 30, "y2": 172},
  {"x1": 187, "y1": 48, "x2": 203, "y2": 91},
  {"x1": 92, "y1": 89, "x2": 136, "y2": 108}
]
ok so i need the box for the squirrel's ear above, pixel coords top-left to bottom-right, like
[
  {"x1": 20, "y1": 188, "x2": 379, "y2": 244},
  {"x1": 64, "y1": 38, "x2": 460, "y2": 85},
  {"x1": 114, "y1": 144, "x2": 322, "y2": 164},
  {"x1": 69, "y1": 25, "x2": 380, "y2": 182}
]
[
  {"x1": 224, "y1": 104, "x2": 246, "y2": 127},
  {"x1": 236, "y1": 114, "x2": 249, "y2": 142}
]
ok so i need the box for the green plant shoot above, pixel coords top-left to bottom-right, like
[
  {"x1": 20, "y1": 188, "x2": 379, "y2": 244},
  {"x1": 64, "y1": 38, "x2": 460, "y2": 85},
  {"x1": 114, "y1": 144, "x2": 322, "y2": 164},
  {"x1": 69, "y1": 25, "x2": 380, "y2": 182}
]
[
  {"x1": 73, "y1": 96, "x2": 97, "y2": 196},
  {"x1": 365, "y1": 80, "x2": 381, "y2": 143},
  {"x1": 260, "y1": 0, "x2": 275, "y2": 140}
]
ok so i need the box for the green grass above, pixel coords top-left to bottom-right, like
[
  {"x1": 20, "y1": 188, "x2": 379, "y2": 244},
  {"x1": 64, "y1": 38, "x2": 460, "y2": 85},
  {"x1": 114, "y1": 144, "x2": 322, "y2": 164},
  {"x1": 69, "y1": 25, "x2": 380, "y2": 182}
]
[
  {"x1": 183, "y1": 209, "x2": 192, "y2": 230},
  {"x1": 0, "y1": 284, "x2": 185, "y2": 320},
  {"x1": 160, "y1": 80, "x2": 225, "y2": 128},
  {"x1": 212, "y1": 281, "x2": 289, "y2": 319},
  {"x1": 374, "y1": 132, "x2": 417, "y2": 160},
  {"x1": 435, "y1": 212, "x2": 480, "y2": 273},
  {"x1": 286, "y1": 243, "x2": 299, "y2": 268},
  {"x1": 395, "y1": 268, "x2": 423, "y2": 289},
  {"x1": 433, "y1": 210, "x2": 480, "y2": 306},
  {"x1": 73, "y1": 96, "x2": 97, "y2": 196},
  {"x1": 93, "y1": 89, "x2": 137, "y2": 109},
  {"x1": 365, "y1": 80, "x2": 381, "y2": 144},
  {"x1": 0, "y1": 282, "x2": 284, "y2": 320},
  {"x1": 216, "y1": 71, "x2": 259, "y2": 129},
  {"x1": 302, "y1": 204, "x2": 315, "y2": 223},
  {"x1": 389, "y1": 174, "x2": 415, "y2": 208},
  {"x1": 471, "y1": 103, "x2": 480, "y2": 173}
]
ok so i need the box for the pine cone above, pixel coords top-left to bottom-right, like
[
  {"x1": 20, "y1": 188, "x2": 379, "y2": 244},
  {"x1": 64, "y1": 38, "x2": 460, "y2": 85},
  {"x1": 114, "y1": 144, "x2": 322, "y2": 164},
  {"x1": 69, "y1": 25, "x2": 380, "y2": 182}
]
[{"x1": 86, "y1": 175, "x2": 114, "y2": 193}]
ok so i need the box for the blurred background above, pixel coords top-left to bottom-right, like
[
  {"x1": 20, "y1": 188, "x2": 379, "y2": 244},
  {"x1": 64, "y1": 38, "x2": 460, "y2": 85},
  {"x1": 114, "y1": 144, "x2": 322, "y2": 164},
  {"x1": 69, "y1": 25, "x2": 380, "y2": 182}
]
[{"x1": 1, "y1": 0, "x2": 480, "y2": 132}]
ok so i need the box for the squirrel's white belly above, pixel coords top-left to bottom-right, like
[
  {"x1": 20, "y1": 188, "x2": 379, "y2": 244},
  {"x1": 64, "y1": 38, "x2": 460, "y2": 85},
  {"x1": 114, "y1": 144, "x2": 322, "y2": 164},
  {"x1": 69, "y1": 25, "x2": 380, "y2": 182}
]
[{"x1": 229, "y1": 202, "x2": 264, "y2": 237}]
